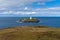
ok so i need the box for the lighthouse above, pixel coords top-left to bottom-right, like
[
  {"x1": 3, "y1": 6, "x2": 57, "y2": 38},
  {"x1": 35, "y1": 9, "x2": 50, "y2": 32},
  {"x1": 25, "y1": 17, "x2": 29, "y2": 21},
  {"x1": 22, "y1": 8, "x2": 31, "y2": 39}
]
[{"x1": 30, "y1": 17, "x2": 32, "y2": 20}]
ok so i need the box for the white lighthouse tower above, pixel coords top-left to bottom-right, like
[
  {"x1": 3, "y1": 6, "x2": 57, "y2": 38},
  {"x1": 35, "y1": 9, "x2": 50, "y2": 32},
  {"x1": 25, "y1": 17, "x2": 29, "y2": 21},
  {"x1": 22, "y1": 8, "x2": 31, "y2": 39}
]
[{"x1": 30, "y1": 16, "x2": 32, "y2": 20}]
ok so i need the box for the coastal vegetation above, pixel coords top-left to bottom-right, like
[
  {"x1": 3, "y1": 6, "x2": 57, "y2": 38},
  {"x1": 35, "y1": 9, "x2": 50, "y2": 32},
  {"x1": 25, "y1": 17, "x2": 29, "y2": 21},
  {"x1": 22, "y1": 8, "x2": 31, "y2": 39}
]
[
  {"x1": 0, "y1": 26, "x2": 60, "y2": 40},
  {"x1": 20, "y1": 18, "x2": 39, "y2": 22}
]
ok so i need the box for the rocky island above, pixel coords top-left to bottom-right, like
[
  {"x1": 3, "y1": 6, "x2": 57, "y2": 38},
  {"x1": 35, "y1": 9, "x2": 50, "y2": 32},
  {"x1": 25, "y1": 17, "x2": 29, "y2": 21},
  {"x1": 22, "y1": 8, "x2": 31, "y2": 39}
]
[{"x1": 18, "y1": 17, "x2": 39, "y2": 23}]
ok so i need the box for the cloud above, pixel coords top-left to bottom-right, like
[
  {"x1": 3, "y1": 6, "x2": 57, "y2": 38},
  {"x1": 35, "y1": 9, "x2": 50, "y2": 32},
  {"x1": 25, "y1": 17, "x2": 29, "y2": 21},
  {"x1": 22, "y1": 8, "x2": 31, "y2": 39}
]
[
  {"x1": 0, "y1": 0, "x2": 54, "y2": 10},
  {"x1": 0, "y1": 7, "x2": 60, "y2": 14},
  {"x1": 0, "y1": 0, "x2": 58, "y2": 17},
  {"x1": 0, "y1": 10, "x2": 36, "y2": 15},
  {"x1": 0, "y1": 7, "x2": 60, "y2": 17},
  {"x1": 36, "y1": 0, "x2": 54, "y2": 2},
  {"x1": 34, "y1": 7, "x2": 60, "y2": 16},
  {"x1": 0, "y1": 0, "x2": 35, "y2": 10}
]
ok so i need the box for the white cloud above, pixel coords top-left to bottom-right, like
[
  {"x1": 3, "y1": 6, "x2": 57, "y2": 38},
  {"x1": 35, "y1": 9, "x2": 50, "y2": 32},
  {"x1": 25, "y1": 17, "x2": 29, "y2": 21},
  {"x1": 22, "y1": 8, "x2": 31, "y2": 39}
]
[
  {"x1": 0, "y1": 0, "x2": 35, "y2": 10},
  {"x1": 25, "y1": 7, "x2": 60, "y2": 16},
  {"x1": 0, "y1": 7, "x2": 60, "y2": 15},
  {"x1": 0, "y1": 0, "x2": 58, "y2": 17},
  {"x1": 0, "y1": 11, "x2": 36, "y2": 15},
  {"x1": 0, "y1": 0, "x2": 54, "y2": 10}
]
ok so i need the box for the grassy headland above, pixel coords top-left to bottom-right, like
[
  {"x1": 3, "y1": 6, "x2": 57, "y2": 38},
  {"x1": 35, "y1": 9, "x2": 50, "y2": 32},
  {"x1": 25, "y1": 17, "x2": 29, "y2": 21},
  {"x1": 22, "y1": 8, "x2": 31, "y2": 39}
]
[{"x1": 0, "y1": 26, "x2": 60, "y2": 40}]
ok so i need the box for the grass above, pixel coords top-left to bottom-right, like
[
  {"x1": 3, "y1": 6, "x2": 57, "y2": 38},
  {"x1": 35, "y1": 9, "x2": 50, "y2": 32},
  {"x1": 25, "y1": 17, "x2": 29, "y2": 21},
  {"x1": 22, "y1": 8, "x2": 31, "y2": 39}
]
[{"x1": 0, "y1": 26, "x2": 60, "y2": 40}]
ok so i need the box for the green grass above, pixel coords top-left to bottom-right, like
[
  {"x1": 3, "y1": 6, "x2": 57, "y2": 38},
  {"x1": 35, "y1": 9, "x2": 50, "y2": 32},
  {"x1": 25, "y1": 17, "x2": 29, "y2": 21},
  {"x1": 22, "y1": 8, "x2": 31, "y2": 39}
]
[{"x1": 0, "y1": 26, "x2": 60, "y2": 40}]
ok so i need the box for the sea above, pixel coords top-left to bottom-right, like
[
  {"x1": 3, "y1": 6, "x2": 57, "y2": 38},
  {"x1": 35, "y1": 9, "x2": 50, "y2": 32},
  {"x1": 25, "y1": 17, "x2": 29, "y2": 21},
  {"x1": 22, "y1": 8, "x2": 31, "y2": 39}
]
[{"x1": 0, "y1": 17, "x2": 60, "y2": 28}]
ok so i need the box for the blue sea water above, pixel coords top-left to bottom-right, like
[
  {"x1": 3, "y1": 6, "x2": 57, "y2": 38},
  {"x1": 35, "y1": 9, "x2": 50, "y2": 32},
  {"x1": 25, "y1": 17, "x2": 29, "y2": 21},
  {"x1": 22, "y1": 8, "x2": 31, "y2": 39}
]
[{"x1": 0, "y1": 17, "x2": 60, "y2": 28}]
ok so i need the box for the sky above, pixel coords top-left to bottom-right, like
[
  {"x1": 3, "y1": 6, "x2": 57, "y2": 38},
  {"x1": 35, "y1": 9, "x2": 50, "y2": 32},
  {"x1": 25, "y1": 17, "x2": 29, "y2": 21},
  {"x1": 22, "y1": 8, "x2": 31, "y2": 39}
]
[{"x1": 0, "y1": 0, "x2": 60, "y2": 17}]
